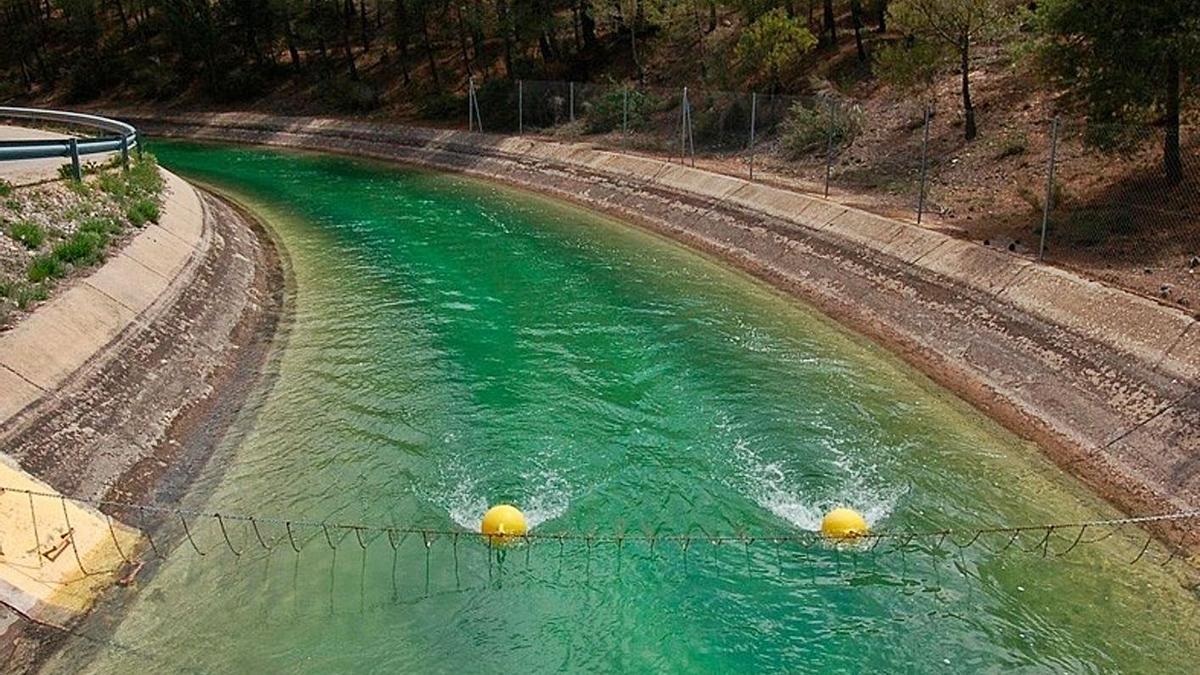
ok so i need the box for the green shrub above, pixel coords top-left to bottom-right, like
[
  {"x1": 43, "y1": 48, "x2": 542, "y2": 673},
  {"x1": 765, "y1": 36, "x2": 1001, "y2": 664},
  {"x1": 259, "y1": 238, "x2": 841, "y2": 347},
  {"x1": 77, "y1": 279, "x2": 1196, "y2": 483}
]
[
  {"x1": 58, "y1": 163, "x2": 79, "y2": 181},
  {"x1": 98, "y1": 171, "x2": 128, "y2": 198},
  {"x1": 780, "y1": 99, "x2": 865, "y2": 158},
  {"x1": 98, "y1": 154, "x2": 164, "y2": 202},
  {"x1": 8, "y1": 220, "x2": 45, "y2": 249},
  {"x1": 127, "y1": 155, "x2": 164, "y2": 197},
  {"x1": 471, "y1": 79, "x2": 519, "y2": 131},
  {"x1": 53, "y1": 230, "x2": 108, "y2": 266},
  {"x1": 4, "y1": 198, "x2": 20, "y2": 211},
  {"x1": 127, "y1": 198, "x2": 160, "y2": 227},
  {"x1": 324, "y1": 76, "x2": 381, "y2": 113},
  {"x1": 994, "y1": 131, "x2": 1028, "y2": 159},
  {"x1": 583, "y1": 87, "x2": 656, "y2": 134},
  {"x1": 419, "y1": 91, "x2": 467, "y2": 121},
  {"x1": 12, "y1": 282, "x2": 47, "y2": 310},
  {"x1": 27, "y1": 255, "x2": 65, "y2": 282},
  {"x1": 0, "y1": 179, "x2": 12, "y2": 197},
  {"x1": 80, "y1": 216, "x2": 122, "y2": 236},
  {"x1": 1, "y1": 276, "x2": 49, "y2": 310},
  {"x1": 874, "y1": 39, "x2": 948, "y2": 95},
  {"x1": 690, "y1": 95, "x2": 751, "y2": 149}
]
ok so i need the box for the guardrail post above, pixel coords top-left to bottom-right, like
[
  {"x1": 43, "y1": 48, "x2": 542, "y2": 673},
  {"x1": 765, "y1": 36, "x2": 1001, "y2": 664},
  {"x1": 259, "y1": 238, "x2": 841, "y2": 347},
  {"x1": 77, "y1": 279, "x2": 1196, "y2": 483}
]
[
  {"x1": 749, "y1": 92, "x2": 757, "y2": 181},
  {"x1": 120, "y1": 134, "x2": 130, "y2": 171},
  {"x1": 1039, "y1": 116, "x2": 1060, "y2": 262},
  {"x1": 68, "y1": 138, "x2": 82, "y2": 181},
  {"x1": 916, "y1": 105, "x2": 930, "y2": 224},
  {"x1": 135, "y1": 133, "x2": 143, "y2": 159}
]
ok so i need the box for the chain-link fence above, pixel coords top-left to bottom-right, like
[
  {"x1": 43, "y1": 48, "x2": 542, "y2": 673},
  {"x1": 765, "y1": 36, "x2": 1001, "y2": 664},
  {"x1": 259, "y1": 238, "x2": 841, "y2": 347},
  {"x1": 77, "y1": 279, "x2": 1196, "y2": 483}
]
[{"x1": 452, "y1": 78, "x2": 1200, "y2": 307}]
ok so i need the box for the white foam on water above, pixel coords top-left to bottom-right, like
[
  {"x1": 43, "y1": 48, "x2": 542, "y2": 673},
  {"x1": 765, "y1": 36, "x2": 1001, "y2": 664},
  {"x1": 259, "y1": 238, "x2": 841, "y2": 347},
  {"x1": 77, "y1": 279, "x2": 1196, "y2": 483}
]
[
  {"x1": 731, "y1": 436, "x2": 904, "y2": 532},
  {"x1": 520, "y1": 470, "x2": 571, "y2": 528},
  {"x1": 440, "y1": 467, "x2": 570, "y2": 531}
]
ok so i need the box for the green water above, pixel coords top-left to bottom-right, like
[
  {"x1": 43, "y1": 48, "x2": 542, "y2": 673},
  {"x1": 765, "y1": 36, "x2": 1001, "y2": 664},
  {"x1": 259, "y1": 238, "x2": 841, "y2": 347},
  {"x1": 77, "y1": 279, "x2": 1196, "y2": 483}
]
[{"x1": 48, "y1": 142, "x2": 1199, "y2": 673}]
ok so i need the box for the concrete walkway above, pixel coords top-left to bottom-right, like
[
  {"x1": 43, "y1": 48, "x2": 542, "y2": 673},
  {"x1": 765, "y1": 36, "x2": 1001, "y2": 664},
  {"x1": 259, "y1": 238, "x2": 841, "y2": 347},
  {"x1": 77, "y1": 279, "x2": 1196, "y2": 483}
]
[{"x1": 0, "y1": 164, "x2": 206, "y2": 625}]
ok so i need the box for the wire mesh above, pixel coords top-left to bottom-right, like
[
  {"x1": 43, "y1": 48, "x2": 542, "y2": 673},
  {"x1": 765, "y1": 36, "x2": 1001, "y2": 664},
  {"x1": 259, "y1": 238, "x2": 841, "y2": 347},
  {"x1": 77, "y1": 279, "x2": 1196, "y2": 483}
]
[{"x1": 458, "y1": 78, "x2": 1200, "y2": 307}]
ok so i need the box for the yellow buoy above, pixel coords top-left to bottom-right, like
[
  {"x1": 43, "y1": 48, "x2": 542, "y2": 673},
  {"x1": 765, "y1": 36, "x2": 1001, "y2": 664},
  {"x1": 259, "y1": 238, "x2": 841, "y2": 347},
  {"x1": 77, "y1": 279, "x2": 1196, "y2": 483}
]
[
  {"x1": 821, "y1": 507, "x2": 869, "y2": 540},
  {"x1": 480, "y1": 504, "x2": 528, "y2": 545}
]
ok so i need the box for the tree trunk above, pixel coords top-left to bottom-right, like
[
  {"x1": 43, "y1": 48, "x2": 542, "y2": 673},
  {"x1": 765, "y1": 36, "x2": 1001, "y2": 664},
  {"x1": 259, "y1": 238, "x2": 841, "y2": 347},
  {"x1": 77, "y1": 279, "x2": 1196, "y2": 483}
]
[
  {"x1": 630, "y1": 2, "x2": 644, "y2": 84},
  {"x1": 394, "y1": 0, "x2": 412, "y2": 83},
  {"x1": 822, "y1": 0, "x2": 836, "y2": 48},
  {"x1": 111, "y1": 0, "x2": 130, "y2": 39},
  {"x1": 495, "y1": 0, "x2": 514, "y2": 78},
  {"x1": 1164, "y1": 51, "x2": 1182, "y2": 184},
  {"x1": 343, "y1": 23, "x2": 359, "y2": 80},
  {"x1": 960, "y1": 37, "x2": 976, "y2": 141},
  {"x1": 581, "y1": 0, "x2": 597, "y2": 52},
  {"x1": 360, "y1": 0, "x2": 371, "y2": 49},
  {"x1": 850, "y1": 0, "x2": 866, "y2": 62},
  {"x1": 284, "y1": 9, "x2": 302, "y2": 73},
  {"x1": 419, "y1": 6, "x2": 440, "y2": 89},
  {"x1": 875, "y1": 0, "x2": 886, "y2": 33},
  {"x1": 454, "y1": 2, "x2": 473, "y2": 76}
]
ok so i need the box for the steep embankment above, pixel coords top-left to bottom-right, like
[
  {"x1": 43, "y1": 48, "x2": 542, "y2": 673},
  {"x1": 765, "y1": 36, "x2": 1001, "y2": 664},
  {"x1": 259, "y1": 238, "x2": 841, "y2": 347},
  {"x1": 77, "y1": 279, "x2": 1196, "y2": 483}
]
[{"x1": 0, "y1": 164, "x2": 285, "y2": 670}]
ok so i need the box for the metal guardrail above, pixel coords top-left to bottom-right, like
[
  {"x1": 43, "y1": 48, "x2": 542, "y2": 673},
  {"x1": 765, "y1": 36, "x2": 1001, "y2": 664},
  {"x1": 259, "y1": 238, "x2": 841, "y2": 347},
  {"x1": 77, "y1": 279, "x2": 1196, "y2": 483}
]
[{"x1": 0, "y1": 107, "x2": 140, "y2": 180}]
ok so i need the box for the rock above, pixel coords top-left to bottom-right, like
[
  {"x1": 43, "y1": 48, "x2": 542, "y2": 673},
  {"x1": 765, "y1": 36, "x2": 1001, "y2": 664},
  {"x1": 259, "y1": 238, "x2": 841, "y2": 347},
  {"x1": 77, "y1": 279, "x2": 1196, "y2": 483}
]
[
  {"x1": 1144, "y1": 268, "x2": 1153, "y2": 275},
  {"x1": 1190, "y1": 256, "x2": 1199, "y2": 269},
  {"x1": 1159, "y1": 284, "x2": 1172, "y2": 298}
]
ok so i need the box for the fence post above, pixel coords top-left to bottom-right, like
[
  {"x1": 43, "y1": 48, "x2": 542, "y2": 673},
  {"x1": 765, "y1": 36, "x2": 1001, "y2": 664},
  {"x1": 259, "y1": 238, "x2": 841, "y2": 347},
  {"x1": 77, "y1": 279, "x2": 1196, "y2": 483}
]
[
  {"x1": 679, "y1": 87, "x2": 687, "y2": 165},
  {"x1": 120, "y1": 134, "x2": 130, "y2": 171},
  {"x1": 916, "y1": 106, "x2": 930, "y2": 224},
  {"x1": 473, "y1": 80, "x2": 484, "y2": 132},
  {"x1": 518, "y1": 80, "x2": 523, "y2": 135},
  {"x1": 68, "y1": 138, "x2": 81, "y2": 182},
  {"x1": 622, "y1": 87, "x2": 629, "y2": 138},
  {"x1": 685, "y1": 89, "x2": 695, "y2": 168},
  {"x1": 749, "y1": 92, "x2": 757, "y2": 181},
  {"x1": 135, "y1": 132, "x2": 143, "y2": 158},
  {"x1": 468, "y1": 78, "x2": 475, "y2": 132},
  {"x1": 1039, "y1": 116, "x2": 1060, "y2": 262},
  {"x1": 569, "y1": 82, "x2": 575, "y2": 123},
  {"x1": 824, "y1": 98, "x2": 835, "y2": 198}
]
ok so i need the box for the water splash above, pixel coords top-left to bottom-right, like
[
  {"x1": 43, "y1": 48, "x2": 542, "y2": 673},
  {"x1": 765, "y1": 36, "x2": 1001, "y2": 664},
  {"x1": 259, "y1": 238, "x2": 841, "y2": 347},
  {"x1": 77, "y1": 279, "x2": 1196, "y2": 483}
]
[
  {"x1": 730, "y1": 437, "x2": 905, "y2": 532},
  {"x1": 441, "y1": 468, "x2": 570, "y2": 531}
]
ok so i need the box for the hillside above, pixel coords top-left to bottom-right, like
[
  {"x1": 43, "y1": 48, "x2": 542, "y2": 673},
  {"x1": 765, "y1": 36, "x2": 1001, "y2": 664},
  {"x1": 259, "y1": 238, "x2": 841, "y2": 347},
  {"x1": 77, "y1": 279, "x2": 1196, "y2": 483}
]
[{"x1": 1, "y1": 0, "x2": 1196, "y2": 306}]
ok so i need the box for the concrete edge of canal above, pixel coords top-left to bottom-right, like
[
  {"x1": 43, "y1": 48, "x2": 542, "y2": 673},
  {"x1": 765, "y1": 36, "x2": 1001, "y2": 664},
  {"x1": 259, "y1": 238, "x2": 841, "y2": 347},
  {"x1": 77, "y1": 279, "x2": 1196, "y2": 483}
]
[{"x1": 0, "y1": 157, "x2": 287, "y2": 670}]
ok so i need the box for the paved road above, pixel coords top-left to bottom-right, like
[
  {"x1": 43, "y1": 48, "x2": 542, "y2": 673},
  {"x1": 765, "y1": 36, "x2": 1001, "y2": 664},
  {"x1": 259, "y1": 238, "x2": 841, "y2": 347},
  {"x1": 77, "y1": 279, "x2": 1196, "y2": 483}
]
[{"x1": 0, "y1": 124, "x2": 117, "y2": 184}]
